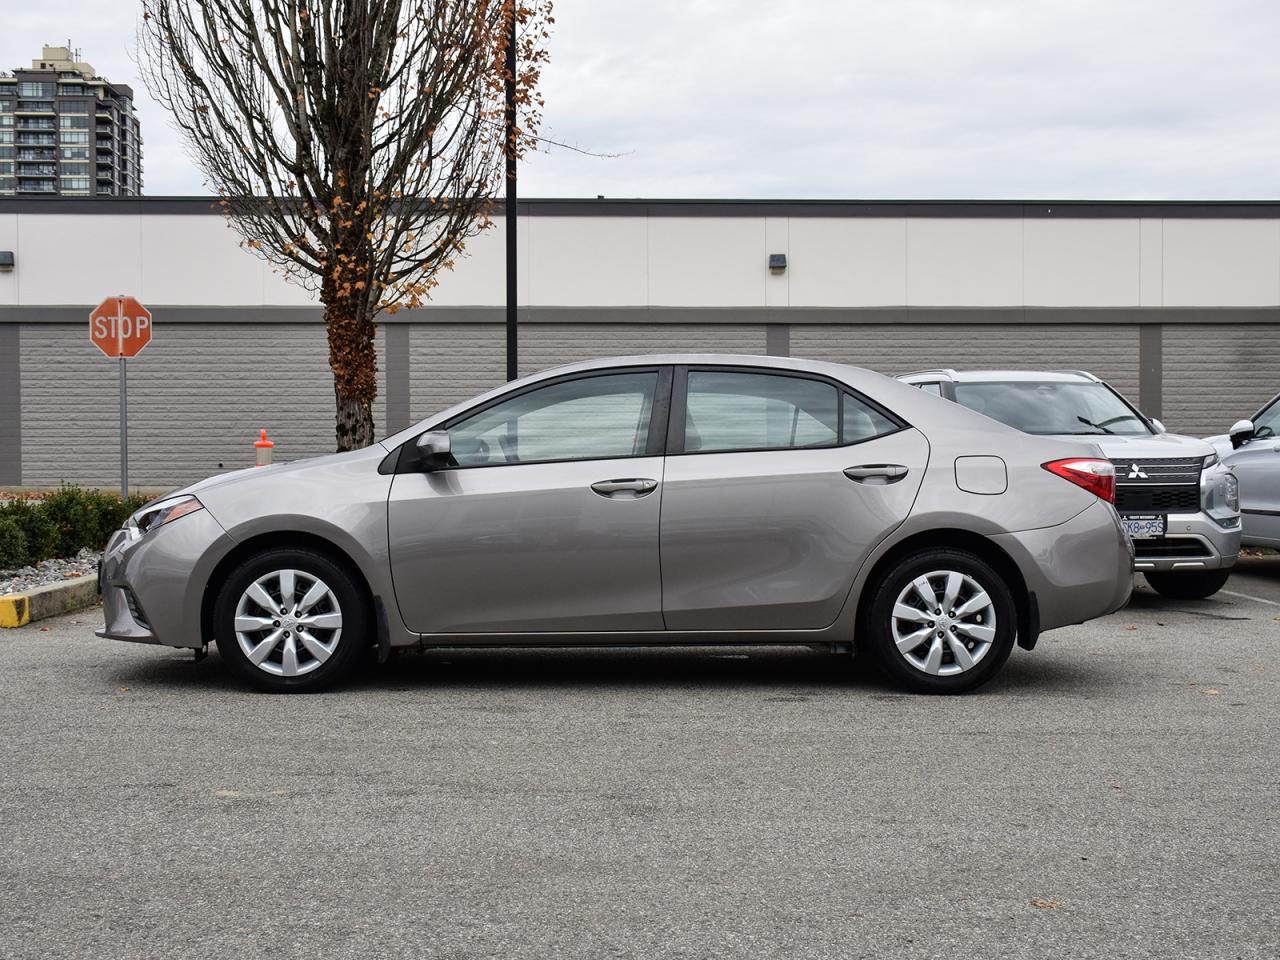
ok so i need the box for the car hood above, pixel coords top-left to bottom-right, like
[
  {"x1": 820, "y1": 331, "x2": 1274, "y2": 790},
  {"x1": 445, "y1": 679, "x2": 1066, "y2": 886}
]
[
  {"x1": 1040, "y1": 432, "x2": 1215, "y2": 460},
  {"x1": 174, "y1": 447, "x2": 373, "y2": 499}
]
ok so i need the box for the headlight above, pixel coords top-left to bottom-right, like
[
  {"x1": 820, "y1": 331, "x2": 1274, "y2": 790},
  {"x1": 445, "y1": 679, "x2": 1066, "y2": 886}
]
[
  {"x1": 1203, "y1": 452, "x2": 1219, "y2": 468},
  {"x1": 1224, "y1": 472, "x2": 1239, "y2": 512},
  {"x1": 125, "y1": 495, "x2": 204, "y2": 540}
]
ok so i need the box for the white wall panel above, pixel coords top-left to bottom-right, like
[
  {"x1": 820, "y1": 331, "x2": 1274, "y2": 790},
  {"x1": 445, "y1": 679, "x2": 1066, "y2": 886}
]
[
  {"x1": 0, "y1": 214, "x2": 17, "y2": 305},
  {"x1": 788, "y1": 218, "x2": 906, "y2": 307},
  {"x1": 1162, "y1": 219, "x2": 1280, "y2": 306},
  {"x1": 1023, "y1": 218, "x2": 1139, "y2": 306},
  {"x1": 527, "y1": 216, "x2": 647, "y2": 306},
  {"x1": 139, "y1": 214, "x2": 266, "y2": 305},
  {"x1": 1139, "y1": 218, "x2": 1163, "y2": 307},
  {"x1": 17, "y1": 214, "x2": 142, "y2": 305},
  {"x1": 906, "y1": 218, "x2": 1022, "y2": 306},
  {"x1": 647, "y1": 218, "x2": 766, "y2": 306}
]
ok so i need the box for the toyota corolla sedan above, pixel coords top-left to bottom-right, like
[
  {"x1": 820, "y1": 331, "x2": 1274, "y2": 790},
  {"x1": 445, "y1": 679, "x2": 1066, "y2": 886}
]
[{"x1": 98, "y1": 355, "x2": 1132, "y2": 694}]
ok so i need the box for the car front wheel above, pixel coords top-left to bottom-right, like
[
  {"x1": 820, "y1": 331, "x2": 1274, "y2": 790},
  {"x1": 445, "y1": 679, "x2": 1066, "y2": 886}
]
[
  {"x1": 863, "y1": 548, "x2": 1018, "y2": 694},
  {"x1": 213, "y1": 547, "x2": 368, "y2": 693},
  {"x1": 1142, "y1": 569, "x2": 1231, "y2": 600}
]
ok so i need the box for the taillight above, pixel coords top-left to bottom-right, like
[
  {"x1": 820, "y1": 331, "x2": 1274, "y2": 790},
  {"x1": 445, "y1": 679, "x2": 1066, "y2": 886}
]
[{"x1": 1042, "y1": 458, "x2": 1115, "y2": 503}]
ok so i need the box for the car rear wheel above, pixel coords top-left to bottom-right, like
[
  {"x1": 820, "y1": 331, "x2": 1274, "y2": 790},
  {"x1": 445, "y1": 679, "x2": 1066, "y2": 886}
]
[
  {"x1": 863, "y1": 548, "x2": 1018, "y2": 694},
  {"x1": 213, "y1": 547, "x2": 368, "y2": 693},
  {"x1": 1142, "y1": 569, "x2": 1231, "y2": 600}
]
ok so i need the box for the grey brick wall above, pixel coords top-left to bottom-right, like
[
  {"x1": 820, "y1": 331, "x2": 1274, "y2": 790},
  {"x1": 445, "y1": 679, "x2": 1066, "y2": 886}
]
[
  {"x1": 19, "y1": 323, "x2": 385, "y2": 488},
  {"x1": 1163, "y1": 323, "x2": 1280, "y2": 437},
  {"x1": 791, "y1": 323, "x2": 1143, "y2": 400}
]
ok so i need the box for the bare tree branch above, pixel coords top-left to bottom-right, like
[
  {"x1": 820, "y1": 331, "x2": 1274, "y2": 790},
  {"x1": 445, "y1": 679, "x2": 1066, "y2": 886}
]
[{"x1": 138, "y1": 0, "x2": 553, "y2": 449}]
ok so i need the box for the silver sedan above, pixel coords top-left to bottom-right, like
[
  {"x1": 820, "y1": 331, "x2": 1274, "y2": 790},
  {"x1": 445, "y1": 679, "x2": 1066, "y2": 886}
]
[{"x1": 98, "y1": 355, "x2": 1132, "y2": 694}]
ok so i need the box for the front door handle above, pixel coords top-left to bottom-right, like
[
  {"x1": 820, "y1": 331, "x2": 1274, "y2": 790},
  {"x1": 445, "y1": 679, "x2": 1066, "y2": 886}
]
[
  {"x1": 844, "y1": 464, "x2": 909, "y2": 483},
  {"x1": 591, "y1": 478, "x2": 658, "y2": 497}
]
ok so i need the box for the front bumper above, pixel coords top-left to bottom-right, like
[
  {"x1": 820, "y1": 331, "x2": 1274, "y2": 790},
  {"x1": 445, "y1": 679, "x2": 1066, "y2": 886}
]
[
  {"x1": 1126, "y1": 512, "x2": 1241, "y2": 573},
  {"x1": 96, "y1": 508, "x2": 233, "y2": 649}
]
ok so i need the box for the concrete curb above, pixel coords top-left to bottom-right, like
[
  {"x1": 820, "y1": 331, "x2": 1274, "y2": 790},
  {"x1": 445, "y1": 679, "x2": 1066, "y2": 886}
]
[{"x1": 0, "y1": 574, "x2": 99, "y2": 628}]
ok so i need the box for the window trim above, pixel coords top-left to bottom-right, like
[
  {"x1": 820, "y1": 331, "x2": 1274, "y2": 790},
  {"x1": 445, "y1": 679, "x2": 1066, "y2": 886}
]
[
  {"x1": 388, "y1": 366, "x2": 673, "y2": 474},
  {"x1": 667, "y1": 364, "x2": 908, "y2": 457}
]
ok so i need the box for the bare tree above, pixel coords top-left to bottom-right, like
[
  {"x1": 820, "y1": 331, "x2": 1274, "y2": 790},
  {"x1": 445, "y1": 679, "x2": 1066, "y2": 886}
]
[{"x1": 138, "y1": 0, "x2": 552, "y2": 449}]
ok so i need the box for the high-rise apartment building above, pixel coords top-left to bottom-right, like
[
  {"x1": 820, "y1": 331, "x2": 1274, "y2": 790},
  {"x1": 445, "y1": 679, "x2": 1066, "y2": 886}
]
[{"x1": 0, "y1": 45, "x2": 143, "y2": 197}]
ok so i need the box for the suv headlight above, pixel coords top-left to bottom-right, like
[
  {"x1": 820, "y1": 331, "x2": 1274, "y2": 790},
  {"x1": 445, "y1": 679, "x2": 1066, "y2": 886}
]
[
  {"x1": 1224, "y1": 471, "x2": 1239, "y2": 512},
  {"x1": 125, "y1": 495, "x2": 204, "y2": 540},
  {"x1": 1203, "y1": 452, "x2": 1219, "y2": 468}
]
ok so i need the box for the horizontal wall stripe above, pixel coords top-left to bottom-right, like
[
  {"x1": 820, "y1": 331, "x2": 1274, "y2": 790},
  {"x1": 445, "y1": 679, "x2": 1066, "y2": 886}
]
[
  {"x1": 4, "y1": 306, "x2": 1280, "y2": 325},
  {"x1": 3, "y1": 197, "x2": 1280, "y2": 218}
]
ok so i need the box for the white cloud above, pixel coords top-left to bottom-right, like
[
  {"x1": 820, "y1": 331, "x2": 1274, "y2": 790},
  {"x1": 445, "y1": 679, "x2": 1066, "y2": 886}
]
[{"x1": 7, "y1": 0, "x2": 1278, "y2": 198}]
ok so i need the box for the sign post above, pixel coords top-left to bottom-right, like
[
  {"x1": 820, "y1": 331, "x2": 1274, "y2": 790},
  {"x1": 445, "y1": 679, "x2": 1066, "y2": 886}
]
[{"x1": 90, "y1": 296, "x2": 152, "y2": 497}]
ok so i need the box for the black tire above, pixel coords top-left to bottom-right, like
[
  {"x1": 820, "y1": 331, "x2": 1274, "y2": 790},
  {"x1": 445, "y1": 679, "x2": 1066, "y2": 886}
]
[
  {"x1": 213, "y1": 547, "x2": 369, "y2": 693},
  {"x1": 1142, "y1": 569, "x2": 1231, "y2": 600},
  {"x1": 862, "y1": 548, "x2": 1018, "y2": 694}
]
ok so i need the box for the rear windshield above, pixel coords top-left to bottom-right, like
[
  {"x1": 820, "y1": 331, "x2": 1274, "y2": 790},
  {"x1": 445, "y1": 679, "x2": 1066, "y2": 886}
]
[{"x1": 952, "y1": 381, "x2": 1152, "y2": 436}]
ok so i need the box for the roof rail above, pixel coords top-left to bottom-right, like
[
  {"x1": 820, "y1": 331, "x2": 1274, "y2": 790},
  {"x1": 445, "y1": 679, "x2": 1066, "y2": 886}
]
[
  {"x1": 1054, "y1": 369, "x2": 1101, "y2": 382},
  {"x1": 897, "y1": 368, "x2": 958, "y2": 381}
]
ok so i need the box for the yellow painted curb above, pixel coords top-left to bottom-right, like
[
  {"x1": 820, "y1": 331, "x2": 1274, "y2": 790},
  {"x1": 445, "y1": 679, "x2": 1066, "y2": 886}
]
[
  {"x1": 0, "y1": 576, "x2": 98, "y2": 628},
  {"x1": 0, "y1": 593, "x2": 31, "y2": 628}
]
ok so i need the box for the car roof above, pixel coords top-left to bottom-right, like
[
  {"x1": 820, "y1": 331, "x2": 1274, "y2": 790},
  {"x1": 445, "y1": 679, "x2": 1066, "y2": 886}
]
[
  {"x1": 897, "y1": 368, "x2": 1101, "y2": 384},
  {"x1": 536, "y1": 353, "x2": 872, "y2": 380}
]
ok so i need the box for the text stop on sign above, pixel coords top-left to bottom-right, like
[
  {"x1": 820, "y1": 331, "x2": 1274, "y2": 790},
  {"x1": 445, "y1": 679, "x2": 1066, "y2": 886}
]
[{"x1": 90, "y1": 295, "x2": 153, "y2": 359}]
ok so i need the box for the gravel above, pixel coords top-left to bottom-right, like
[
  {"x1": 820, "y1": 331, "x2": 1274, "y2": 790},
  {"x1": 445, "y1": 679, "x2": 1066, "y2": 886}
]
[{"x1": 0, "y1": 548, "x2": 101, "y2": 596}]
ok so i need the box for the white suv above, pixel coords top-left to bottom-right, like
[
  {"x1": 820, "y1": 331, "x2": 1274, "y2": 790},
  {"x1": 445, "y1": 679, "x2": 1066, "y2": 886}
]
[{"x1": 898, "y1": 369, "x2": 1241, "y2": 600}]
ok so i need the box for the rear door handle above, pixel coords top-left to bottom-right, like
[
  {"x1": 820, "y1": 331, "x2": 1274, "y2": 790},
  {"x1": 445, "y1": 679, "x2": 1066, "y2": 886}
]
[
  {"x1": 591, "y1": 478, "x2": 658, "y2": 497},
  {"x1": 844, "y1": 464, "x2": 909, "y2": 483}
]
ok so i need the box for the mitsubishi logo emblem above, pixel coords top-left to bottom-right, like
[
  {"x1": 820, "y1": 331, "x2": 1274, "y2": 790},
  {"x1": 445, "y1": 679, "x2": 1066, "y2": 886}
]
[{"x1": 1127, "y1": 463, "x2": 1148, "y2": 480}]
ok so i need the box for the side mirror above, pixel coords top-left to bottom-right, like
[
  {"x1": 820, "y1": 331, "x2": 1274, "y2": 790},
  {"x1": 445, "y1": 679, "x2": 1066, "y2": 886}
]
[
  {"x1": 1228, "y1": 419, "x2": 1255, "y2": 449},
  {"x1": 1150, "y1": 418, "x2": 1167, "y2": 434},
  {"x1": 415, "y1": 430, "x2": 452, "y2": 469}
]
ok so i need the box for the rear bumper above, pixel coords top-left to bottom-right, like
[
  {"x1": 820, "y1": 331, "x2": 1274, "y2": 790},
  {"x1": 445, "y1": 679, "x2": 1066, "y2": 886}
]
[
  {"x1": 993, "y1": 501, "x2": 1133, "y2": 633},
  {"x1": 96, "y1": 509, "x2": 233, "y2": 649},
  {"x1": 1127, "y1": 512, "x2": 1240, "y2": 572}
]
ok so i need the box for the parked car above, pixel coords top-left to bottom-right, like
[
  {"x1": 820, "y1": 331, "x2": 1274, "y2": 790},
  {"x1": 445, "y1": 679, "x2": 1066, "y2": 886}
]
[
  {"x1": 1205, "y1": 391, "x2": 1280, "y2": 548},
  {"x1": 99, "y1": 355, "x2": 1132, "y2": 695},
  {"x1": 898, "y1": 369, "x2": 1241, "y2": 600}
]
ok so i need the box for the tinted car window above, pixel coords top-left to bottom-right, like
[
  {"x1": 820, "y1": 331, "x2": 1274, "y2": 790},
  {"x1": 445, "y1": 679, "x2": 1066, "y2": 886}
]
[
  {"x1": 842, "y1": 393, "x2": 901, "y2": 443},
  {"x1": 952, "y1": 381, "x2": 1151, "y2": 436},
  {"x1": 916, "y1": 382, "x2": 943, "y2": 396},
  {"x1": 685, "y1": 371, "x2": 837, "y2": 452},
  {"x1": 449, "y1": 372, "x2": 657, "y2": 465}
]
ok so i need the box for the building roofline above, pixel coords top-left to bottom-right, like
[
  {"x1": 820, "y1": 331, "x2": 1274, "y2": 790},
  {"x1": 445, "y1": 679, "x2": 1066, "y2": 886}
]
[{"x1": 1, "y1": 196, "x2": 1279, "y2": 217}]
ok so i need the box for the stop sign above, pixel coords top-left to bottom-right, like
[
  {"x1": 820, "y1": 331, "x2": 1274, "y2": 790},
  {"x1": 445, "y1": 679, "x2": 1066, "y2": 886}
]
[{"x1": 90, "y1": 295, "x2": 152, "y2": 358}]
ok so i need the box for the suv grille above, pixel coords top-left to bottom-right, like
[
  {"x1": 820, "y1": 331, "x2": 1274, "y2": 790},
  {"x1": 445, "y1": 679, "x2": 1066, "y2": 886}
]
[{"x1": 1110, "y1": 456, "x2": 1202, "y2": 516}]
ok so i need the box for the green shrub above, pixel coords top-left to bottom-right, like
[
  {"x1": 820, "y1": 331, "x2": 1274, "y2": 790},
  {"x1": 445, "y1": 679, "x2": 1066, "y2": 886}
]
[
  {"x1": 39, "y1": 485, "x2": 104, "y2": 557},
  {"x1": 0, "y1": 499, "x2": 57, "y2": 563},
  {"x1": 0, "y1": 515, "x2": 28, "y2": 571}
]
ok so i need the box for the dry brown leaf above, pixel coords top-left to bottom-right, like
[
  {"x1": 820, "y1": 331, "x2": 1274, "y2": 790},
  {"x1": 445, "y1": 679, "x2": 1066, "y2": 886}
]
[
  {"x1": 1030, "y1": 899, "x2": 1062, "y2": 909},
  {"x1": 1204, "y1": 689, "x2": 1220, "y2": 696}
]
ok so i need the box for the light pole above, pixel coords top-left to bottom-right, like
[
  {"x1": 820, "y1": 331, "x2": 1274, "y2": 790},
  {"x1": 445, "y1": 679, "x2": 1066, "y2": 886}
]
[{"x1": 504, "y1": 2, "x2": 518, "y2": 382}]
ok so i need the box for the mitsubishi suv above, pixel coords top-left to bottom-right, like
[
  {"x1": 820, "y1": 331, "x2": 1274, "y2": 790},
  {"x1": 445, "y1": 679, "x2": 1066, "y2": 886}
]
[{"x1": 898, "y1": 369, "x2": 1241, "y2": 599}]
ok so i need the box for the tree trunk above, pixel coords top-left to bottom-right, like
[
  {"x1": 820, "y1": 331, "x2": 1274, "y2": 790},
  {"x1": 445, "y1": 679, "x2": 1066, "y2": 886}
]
[{"x1": 322, "y1": 281, "x2": 378, "y2": 452}]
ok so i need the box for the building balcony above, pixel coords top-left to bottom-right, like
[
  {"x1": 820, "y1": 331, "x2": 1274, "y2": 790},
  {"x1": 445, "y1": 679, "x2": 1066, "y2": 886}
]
[
  {"x1": 16, "y1": 180, "x2": 56, "y2": 193},
  {"x1": 17, "y1": 163, "x2": 56, "y2": 176}
]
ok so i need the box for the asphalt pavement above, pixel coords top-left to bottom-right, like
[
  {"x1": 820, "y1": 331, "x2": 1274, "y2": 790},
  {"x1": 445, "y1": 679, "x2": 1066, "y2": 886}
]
[{"x1": 1, "y1": 569, "x2": 1278, "y2": 960}]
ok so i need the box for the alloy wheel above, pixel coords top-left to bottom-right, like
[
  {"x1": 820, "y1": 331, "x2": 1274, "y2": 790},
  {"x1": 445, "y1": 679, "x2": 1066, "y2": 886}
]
[
  {"x1": 233, "y1": 568, "x2": 343, "y2": 677},
  {"x1": 890, "y1": 569, "x2": 997, "y2": 676}
]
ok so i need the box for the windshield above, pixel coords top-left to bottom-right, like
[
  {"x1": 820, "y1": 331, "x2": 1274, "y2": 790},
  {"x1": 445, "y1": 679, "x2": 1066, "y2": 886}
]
[
  {"x1": 1254, "y1": 396, "x2": 1280, "y2": 440},
  {"x1": 952, "y1": 381, "x2": 1153, "y2": 436}
]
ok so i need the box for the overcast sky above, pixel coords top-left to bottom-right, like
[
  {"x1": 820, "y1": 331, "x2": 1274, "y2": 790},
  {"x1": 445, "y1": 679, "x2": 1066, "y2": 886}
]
[{"x1": 8, "y1": 0, "x2": 1280, "y2": 198}]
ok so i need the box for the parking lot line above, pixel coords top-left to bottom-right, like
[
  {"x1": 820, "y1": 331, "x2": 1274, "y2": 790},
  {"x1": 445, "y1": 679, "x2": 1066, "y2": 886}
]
[{"x1": 1220, "y1": 588, "x2": 1280, "y2": 607}]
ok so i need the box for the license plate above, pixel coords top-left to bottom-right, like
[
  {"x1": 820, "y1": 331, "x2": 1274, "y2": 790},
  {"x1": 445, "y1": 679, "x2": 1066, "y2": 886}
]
[{"x1": 1122, "y1": 515, "x2": 1166, "y2": 539}]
